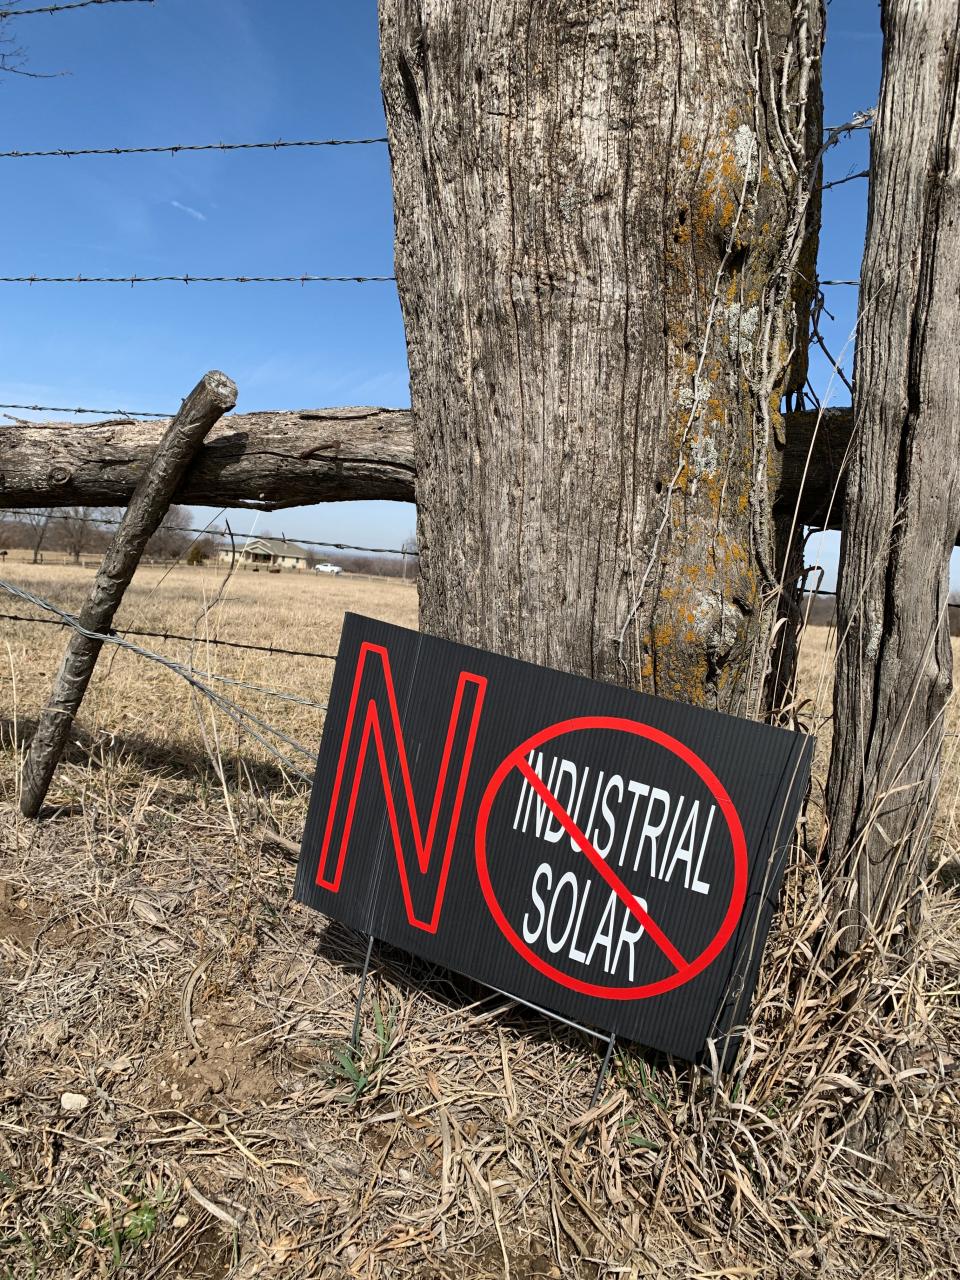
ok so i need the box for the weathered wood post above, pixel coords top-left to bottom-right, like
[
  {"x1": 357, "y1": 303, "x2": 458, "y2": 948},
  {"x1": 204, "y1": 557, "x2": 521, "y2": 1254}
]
[
  {"x1": 19, "y1": 370, "x2": 237, "y2": 819},
  {"x1": 378, "y1": 0, "x2": 823, "y2": 714},
  {"x1": 825, "y1": 0, "x2": 960, "y2": 961}
]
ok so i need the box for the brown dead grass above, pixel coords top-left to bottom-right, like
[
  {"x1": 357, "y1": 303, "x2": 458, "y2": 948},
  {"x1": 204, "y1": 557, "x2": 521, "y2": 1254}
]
[{"x1": 1, "y1": 563, "x2": 958, "y2": 1279}]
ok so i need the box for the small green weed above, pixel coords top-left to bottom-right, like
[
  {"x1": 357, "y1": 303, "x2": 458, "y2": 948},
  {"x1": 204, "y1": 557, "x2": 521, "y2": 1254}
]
[
  {"x1": 617, "y1": 1047, "x2": 668, "y2": 1110},
  {"x1": 332, "y1": 993, "x2": 398, "y2": 1099}
]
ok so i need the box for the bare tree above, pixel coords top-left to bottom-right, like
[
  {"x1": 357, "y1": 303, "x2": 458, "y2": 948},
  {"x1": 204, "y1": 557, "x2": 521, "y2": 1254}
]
[
  {"x1": 20, "y1": 508, "x2": 54, "y2": 564},
  {"x1": 401, "y1": 535, "x2": 417, "y2": 582},
  {"x1": 53, "y1": 507, "x2": 102, "y2": 565},
  {"x1": 825, "y1": 5, "x2": 960, "y2": 966},
  {"x1": 187, "y1": 534, "x2": 217, "y2": 565},
  {"x1": 379, "y1": 0, "x2": 823, "y2": 714},
  {"x1": 0, "y1": 10, "x2": 24, "y2": 77},
  {"x1": 0, "y1": 511, "x2": 15, "y2": 555},
  {"x1": 0, "y1": 5, "x2": 67, "y2": 82}
]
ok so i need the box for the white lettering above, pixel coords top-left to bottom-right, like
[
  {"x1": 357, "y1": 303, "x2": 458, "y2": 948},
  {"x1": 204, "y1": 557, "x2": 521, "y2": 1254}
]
[
  {"x1": 533, "y1": 754, "x2": 561, "y2": 838},
  {"x1": 617, "y1": 779, "x2": 650, "y2": 867},
  {"x1": 587, "y1": 890, "x2": 618, "y2": 972},
  {"x1": 612, "y1": 896, "x2": 648, "y2": 981},
  {"x1": 692, "y1": 804, "x2": 715, "y2": 894},
  {"x1": 522, "y1": 863, "x2": 552, "y2": 942},
  {"x1": 593, "y1": 774, "x2": 623, "y2": 858},
  {"x1": 567, "y1": 877, "x2": 593, "y2": 962},
  {"x1": 657, "y1": 795, "x2": 686, "y2": 879},
  {"x1": 545, "y1": 871, "x2": 578, "y2": 952},
  {"x1": 664, "y1": 800, "x2": 698, "y2": 888},
  {"x1": 543, "y1": 759, "x2": 578, "y2": 844},
  {"x1": 633, "y1": 787, "x2": 670, "y2": 875},
  {"x1": 568, "y1": 766, "x2": 590, "y2": 851}
]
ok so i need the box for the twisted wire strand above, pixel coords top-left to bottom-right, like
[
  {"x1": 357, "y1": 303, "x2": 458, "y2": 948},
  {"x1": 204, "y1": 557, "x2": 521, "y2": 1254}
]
[{"x1": 0, "y1": 400, "x2": 170, "y2": 417}]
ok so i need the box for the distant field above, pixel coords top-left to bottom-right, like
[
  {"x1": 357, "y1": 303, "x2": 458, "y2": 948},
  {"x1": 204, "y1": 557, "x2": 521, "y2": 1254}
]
[
  {"x1": 1, "y1": 558, "x2": 958, "y2": 862},
  {"x1": 0, "y1": 562, "x2": 418, "y2": 779},
  {"x1": 2, "y1": 562, "x2": 957, "y2": 834},
  {"x1": 1, "y1": 562, "x2": 957, "y2": 1279}
]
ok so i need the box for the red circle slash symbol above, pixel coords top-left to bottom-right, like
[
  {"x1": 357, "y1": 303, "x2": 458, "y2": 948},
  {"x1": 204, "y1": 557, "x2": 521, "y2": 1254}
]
[{"x1": 474, "y1": 716, "x2": 748, "y2": 1000}]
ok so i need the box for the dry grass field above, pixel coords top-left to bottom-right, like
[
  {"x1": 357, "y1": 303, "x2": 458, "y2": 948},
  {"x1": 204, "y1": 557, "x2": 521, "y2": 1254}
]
[{"x1": 1, "y1": 563, "x2": 958, "y2": 1279}]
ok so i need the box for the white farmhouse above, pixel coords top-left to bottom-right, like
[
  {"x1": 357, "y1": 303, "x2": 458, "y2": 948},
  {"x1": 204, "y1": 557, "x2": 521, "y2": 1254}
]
[{"x1": 218, "y1": 536, "x2": 311, "y2": 571}]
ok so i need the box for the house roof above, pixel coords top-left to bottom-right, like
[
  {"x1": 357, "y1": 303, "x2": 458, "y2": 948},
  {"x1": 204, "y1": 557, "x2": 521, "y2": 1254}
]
[{"x1": 238, "y1": 536, "x2": 309, "y2": 558}]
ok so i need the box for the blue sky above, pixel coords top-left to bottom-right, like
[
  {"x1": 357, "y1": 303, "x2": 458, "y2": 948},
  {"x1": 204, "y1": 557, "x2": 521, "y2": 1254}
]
[
  {"x1": 0, "y1": 0, "x2": 409, "y2": 550},
  {"x1": 3, "y1": 0, "x2": 935, "y2": 586}
]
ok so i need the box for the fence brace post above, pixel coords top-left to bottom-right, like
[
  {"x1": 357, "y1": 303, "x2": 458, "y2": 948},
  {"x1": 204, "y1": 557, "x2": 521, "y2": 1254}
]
[{"x1": 19, "y1": 370, "x2": 238, "y2": 819}]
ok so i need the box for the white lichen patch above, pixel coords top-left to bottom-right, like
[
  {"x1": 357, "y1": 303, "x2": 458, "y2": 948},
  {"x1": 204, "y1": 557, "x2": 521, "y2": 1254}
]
[
  {"x1": 690, "y1": 432, "x2": 719, "y2": 475},
  {"x1": 677, "y1": 377, "x2": 715, "y2": 413},
  {"x1": 689, "y1": 593, "x2": 744, "y2": 660},
  {"x1": 726, "y1": 301, "x2": 760, "y2": 355},
  {"x1": 732, "y1": 124, "x2": 758, "y2": 178},
  {"x1": 865, "y1": 620, "x2": 882, "y2": 660}
]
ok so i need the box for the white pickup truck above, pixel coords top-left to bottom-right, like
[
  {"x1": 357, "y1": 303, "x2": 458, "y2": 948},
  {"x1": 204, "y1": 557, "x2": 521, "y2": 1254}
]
[{"x1": 313, "y1": 562, "x2": 343, "y2": 576}]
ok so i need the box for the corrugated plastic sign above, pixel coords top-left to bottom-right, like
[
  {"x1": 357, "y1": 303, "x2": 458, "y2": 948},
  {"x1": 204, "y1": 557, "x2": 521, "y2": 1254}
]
[{"x1": 295, "y1": 614, "x2": 812, "y2": 1063}]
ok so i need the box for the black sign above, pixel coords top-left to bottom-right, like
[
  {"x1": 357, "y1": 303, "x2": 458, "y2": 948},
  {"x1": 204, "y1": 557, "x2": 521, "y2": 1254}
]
[{"x1": 295, "y1": 614, "x2": 812, "y2": 1063}]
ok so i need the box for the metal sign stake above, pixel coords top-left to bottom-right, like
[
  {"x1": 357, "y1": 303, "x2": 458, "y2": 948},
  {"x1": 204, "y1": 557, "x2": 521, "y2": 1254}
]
[
  {"x1": 575, "y1": 1031, "x2": 616, "y2": 1150},
  {"x1": 350, "y1": 934, "x2": 376, "y2": 1051},
  {"x1": 589, "y1": 1031, "x2": 616, "y2": 1110}
]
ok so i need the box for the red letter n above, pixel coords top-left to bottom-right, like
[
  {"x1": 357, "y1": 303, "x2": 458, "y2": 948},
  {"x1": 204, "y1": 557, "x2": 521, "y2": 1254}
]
[{"x1": 316, "y1": 642, "x2": 486, "y2": 933}]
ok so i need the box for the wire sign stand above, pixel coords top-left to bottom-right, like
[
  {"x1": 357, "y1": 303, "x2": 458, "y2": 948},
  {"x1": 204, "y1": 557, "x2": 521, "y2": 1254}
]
[{"x1": 346, "y1": 929, "x2": 618, "y2": 1129}]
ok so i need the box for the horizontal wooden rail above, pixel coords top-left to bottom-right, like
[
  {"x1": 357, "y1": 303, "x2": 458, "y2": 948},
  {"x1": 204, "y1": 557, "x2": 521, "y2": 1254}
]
[
  {"x1": 0, "y1": 407, "x2": 415, "y2": 509},
  {"x1": 0, "y1": 403, "x2": 900, "y2": 538},
  {"x1": 778, "y1": 407, "x2": 854, "y2": 530}
]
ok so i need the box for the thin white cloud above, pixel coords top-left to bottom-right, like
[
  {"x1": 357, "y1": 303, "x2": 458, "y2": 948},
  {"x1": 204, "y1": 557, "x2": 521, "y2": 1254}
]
[{"x1": 169, "y1": 200, "x2": 207, "y2": 223}]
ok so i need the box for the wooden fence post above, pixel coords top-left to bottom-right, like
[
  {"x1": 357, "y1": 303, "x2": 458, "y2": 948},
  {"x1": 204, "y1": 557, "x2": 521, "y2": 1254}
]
[{"x1": 19, "y1": 370, "x2": 238, "y2": 819}]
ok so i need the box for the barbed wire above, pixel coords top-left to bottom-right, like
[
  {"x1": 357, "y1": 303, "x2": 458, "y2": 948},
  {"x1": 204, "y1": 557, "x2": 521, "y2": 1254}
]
[
  {"x1": 0, "y1": 136, "x2": 388, "y2": 158},
  {"x1": 0, "y1": 606, "x2": 328, "y2": 706},
  {"x1": 12, "y1": 508, "x2": 419, "y2": 558},
  {"x1": 821, "y1": 169, "x2": 869, "y2": 192},
  {"x1": 0, "y1": 609, "x2": 338, "y2": 660},
  {"x1": 0, "y1": 273, "x2": 396, "y2": 285},
  {"x1": 0, "y1": 580, "x2": 319, "y2": 783},
  {"x1": 0, "y1": 269, "x2": 839, "y2": 291},
  {"x1": 0, "y1": 399, "x2": 171, "y2": 417},
  {"x1": 0, "y1": 0, "x2": 152, "y2": 15}
]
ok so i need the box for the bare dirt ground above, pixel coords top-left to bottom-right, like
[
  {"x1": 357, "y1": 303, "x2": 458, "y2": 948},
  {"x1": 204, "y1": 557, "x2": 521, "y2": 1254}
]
[{"x1": 1, "y1": 563, "x2": 958, "y2": 1279}]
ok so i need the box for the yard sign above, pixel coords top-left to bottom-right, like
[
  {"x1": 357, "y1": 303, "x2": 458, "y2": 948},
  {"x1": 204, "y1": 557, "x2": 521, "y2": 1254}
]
[{"x1": 295, "y1": 614, "x2": 812, "y2": 1063}]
